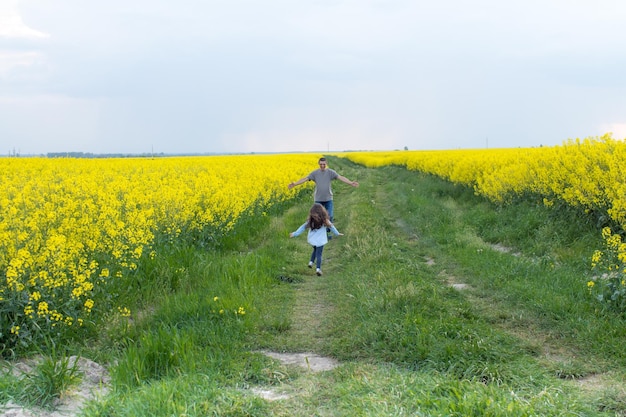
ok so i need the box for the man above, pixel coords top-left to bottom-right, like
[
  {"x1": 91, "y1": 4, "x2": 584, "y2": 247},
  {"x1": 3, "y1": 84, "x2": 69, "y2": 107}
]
[{"x1": 288, "y1": 157, "x2": 359, "y2": 222}]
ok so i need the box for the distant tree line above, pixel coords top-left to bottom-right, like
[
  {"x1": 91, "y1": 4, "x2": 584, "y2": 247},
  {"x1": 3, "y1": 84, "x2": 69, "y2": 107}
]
[{"x1": 46, "y1": 152, "x2": 164, "y2": 158}]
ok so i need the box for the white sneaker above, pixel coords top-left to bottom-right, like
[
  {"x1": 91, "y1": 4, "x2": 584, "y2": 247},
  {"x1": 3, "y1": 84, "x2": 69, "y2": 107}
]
[
  {"x1": 316, "y1": 268, "x2": 322, "y2": 276},
  {"x1": 308, "y1": 261, "x2": 313, "y2": 268}
]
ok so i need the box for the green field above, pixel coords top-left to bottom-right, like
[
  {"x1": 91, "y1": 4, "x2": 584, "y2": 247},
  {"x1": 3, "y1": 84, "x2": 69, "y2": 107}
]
[{"x1": 2, "y1": 156, "x2": 625, "y2": 416}]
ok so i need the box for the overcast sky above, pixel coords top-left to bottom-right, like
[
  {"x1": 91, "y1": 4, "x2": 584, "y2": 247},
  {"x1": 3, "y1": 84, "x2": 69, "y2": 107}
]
[{"x1": 2, "y1": 0, "x2": 626, "y2": 155}]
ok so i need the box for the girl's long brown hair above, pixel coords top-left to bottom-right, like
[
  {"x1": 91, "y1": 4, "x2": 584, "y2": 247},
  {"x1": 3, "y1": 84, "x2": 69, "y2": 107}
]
[{"x1": 307, "y1": 203, "x2": 330, "y2": 230}]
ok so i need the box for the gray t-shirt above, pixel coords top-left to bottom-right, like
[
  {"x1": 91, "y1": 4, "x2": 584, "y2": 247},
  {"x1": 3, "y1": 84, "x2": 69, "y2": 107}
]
[{"x1": 307, "y1": 168, "x2": 339, "y2": 201}]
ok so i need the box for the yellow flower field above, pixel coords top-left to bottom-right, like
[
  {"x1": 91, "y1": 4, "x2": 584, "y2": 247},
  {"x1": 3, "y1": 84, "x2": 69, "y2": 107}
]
[
  {"x1": 339, "y1": 134, "x2": 626, "y2": 312},
  {"x1": 0, "y1": 154, "x2": 316, "y2": 348},
  {"x1": 5, "y1": 140, "x2": 626, "y2": 346},
  {"x1": 340, "y1": 134, "x2": 626, "y2": 227}
]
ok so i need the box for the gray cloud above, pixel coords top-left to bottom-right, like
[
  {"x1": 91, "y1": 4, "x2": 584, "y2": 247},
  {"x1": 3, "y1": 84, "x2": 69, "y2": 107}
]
[{"x1": 2, "y1": 0, "x2": 626, "y2": 155}]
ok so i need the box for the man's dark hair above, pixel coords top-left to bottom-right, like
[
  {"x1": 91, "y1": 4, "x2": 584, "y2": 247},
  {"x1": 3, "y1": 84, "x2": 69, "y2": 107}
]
[{"x1": 318, "y1": 157, "x2": 326, "y2": 162}]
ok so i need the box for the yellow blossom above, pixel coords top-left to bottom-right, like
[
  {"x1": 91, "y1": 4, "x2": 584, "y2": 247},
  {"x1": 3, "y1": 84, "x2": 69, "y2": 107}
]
[
  {"x1": 37, "y1": 301, "x2": 49, "y2": 316},
  {"x1": 84, "y1": 299, "x2": 95, "y2": 312},
  {"x1": 118, "y1": 307, "x2": 131, "y2": 317}
]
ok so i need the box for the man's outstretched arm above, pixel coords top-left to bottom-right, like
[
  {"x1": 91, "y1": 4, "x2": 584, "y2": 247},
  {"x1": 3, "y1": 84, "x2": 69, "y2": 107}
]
[
  {"x1": 288, "y1": 177, "x2": 309, "y2": 189},
  {"x1": 337, "y1": 175, "x2": 359, "y2": 187}
]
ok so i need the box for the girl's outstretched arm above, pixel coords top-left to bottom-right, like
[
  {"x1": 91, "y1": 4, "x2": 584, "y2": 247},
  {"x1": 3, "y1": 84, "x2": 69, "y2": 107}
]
[
  {"x1": 328, "y1": 224, "x2": 343, "y2": 236},
  {"x1": 290, "y1": 223, "x2": 307, "y2": 238}
]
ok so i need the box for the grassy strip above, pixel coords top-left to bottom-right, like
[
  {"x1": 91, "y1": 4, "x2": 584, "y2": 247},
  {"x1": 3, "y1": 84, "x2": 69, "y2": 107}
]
[
  {"x1": 3, "y1": 157, "x2": 626, "y2": 415},
  {"x1": 256, "y1": 158, "x2": 626, "y2": 415}
]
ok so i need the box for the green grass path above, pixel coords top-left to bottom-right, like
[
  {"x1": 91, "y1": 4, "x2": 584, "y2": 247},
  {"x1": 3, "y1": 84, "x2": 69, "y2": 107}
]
[
  {"x1": 50, "y1": 156, "x2": 626, "y2": 416},
  {"x1": 249, "y1": 156, "x2": 626, "y2": 416}
]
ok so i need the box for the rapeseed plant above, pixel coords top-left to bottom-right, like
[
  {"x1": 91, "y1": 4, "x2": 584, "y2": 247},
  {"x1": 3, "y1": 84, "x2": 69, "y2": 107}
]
[{"x1": 0, "y1": 154, "x2": 315, "y2": 354}]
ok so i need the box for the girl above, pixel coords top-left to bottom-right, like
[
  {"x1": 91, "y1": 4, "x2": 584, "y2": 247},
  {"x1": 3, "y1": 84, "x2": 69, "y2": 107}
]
[{"x1": 290, "y1": 203, "x2": 342, "y2": 276}]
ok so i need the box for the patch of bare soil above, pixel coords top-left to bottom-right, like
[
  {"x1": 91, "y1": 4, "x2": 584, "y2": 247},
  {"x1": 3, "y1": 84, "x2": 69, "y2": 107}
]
[
  {"x1": 437, "y1": 268, "x2": 471, "y2": 291},
  {"x1": 251, "y1": 351, "x2": 339, "y2": 402},
  {"x1": 489, "y1": 243, "x2": 521, "y2": 257},
  {"x1": 250, "y1": 388, "x2": 291, "y2": 402},
  {"x1": 259, "y1": 351, "x2": 339, "y2": 372},
  {"x1": 1, "y1": 357, "x2": 110, "y2": 417}
]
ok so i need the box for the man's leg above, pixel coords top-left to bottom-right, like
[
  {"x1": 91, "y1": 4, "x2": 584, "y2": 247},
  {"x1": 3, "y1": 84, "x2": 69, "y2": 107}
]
[
  {"x1": 316, "y1": 200, "x2": 334, "y2": 222},
  {"x1": 316, "y1": 200, "x2": 335, "y2": 222},
  {"x1": 316, "y1": 200, "x2": 334, "y2": 239}
]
